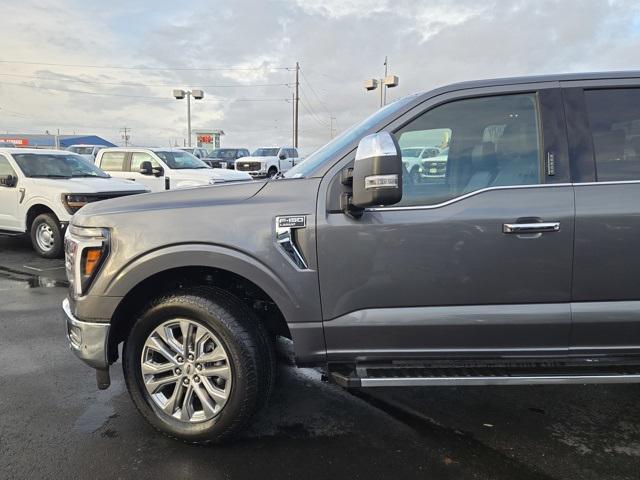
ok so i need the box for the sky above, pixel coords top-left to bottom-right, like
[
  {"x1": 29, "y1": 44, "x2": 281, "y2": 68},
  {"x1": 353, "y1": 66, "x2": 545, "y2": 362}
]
[{"x1": 1, "y1": 0, "x2": 640, "y2": 155}]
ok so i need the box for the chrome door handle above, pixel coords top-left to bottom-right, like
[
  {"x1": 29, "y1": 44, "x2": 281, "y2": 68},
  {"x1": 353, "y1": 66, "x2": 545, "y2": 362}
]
[{"x1": 503, "y1": 222, "x2": 560, "y2": 234}]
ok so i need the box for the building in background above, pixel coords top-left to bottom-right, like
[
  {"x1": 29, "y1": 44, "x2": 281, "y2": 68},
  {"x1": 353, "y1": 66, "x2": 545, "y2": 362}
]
[
  {"x1": 0, "y1": 133, "x2": 116, "y2": 149},
  {"x1": 195, "y1": 129, "x2": 225, "y2": 150}
]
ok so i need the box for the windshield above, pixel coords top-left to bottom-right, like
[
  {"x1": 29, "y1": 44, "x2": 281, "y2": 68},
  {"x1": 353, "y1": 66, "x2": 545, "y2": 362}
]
[
  {"x1": 69, "y1": 146, "x2": 95, "y2": 155},
  {"x1": 13, "y1": 153, "x2": 109, "y2": 178},
  {"x1": 252, "y1": 148, "x2": 279, "y2": 157},
  {"x1": 209, "y1": 149, "x2": 237, "y2": 159},
  {"x1": 401, "y1": 148, "x2": 422, "y2": 158},
  {"x1": 155, "y1": 150, "x2": 209, "y2": 169},
  {"x1": 285, "y1": 95, "x2": 415, "y2": 178}
]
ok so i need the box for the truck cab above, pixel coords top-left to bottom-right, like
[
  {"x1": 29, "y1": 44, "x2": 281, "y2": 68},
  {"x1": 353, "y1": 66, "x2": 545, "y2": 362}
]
[{"x1": 63, "y1": 71, "x2": 640, "y2": 444}]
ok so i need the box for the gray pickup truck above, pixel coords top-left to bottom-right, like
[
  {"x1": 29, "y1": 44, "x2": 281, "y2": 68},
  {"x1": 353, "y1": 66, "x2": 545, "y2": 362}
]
[{"x1": 63, "y1": 71, "x2": 640, "y2": 443}]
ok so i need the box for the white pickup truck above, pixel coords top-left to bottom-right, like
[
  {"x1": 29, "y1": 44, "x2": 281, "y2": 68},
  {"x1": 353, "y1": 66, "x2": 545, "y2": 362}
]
[
  {"x1": 234, "y1": 147, "x2": 300, "y2": 178},
  {"x1": 0, "y1": 148, "x2": 147, "y2": 258},
  {"x1": 95, "y1": 148, "x2": 251, "y2": 191}
]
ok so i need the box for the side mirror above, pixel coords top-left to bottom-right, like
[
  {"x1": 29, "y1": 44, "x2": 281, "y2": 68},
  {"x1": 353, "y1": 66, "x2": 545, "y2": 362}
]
[
  {"x1": 0, "y1": 174, "x2": 18, "y2": 188},
  {"x1": 139, "y1": 161, "x2": 153, "y2": 175},
  {"x1": 351, "y1": 132, "x2": 403, "y2": 208},
  {"x1": 278, "y1": 152, "x2": 287, "y2": 160},
  {"x1": 0, "y1": 174, "x2": 17, "y2": 187},
  {"x1": 152, "y1": 165, "x2": 164, "y2": 177}
]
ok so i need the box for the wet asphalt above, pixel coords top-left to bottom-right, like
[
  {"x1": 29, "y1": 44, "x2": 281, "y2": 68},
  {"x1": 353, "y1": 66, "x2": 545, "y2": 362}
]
[{"x1": 2, "y1": 236, "x2": 640, "y2": 479}]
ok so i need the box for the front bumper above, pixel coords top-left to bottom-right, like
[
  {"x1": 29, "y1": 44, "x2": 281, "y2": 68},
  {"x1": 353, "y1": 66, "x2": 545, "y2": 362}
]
[
  {"x1": 62, "y1": 297, "x2": 110, "y2": 371},
  {"x1": 247, "y1": 171, "x2": 268, "y2": 178}
]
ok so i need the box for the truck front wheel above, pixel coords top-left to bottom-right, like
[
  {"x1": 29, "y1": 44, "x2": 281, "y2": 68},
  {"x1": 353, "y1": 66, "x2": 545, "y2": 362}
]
[
  {"x1": 267, "y1": 166, "x2": 278, "y2": 178},
  {"x1": 122, "y1": 287, "x2": 274, "y2": 444},
  {"x1": 30, "y1": 213, "x2": 64, "y2": 258}
]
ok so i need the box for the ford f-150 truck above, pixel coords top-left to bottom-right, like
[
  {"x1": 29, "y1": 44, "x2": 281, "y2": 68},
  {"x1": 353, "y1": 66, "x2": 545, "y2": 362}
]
[{"x1": 64, "y1": 72, "x2": 640, "y2": 443}]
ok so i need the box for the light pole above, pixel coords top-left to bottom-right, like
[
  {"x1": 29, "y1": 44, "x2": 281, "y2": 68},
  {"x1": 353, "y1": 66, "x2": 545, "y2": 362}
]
[
  {"x1": 364, "y1": 58, "x2": 398, "y2": 108},
  {"x1": 173, "y1": 89, "x2": 204, "y2": 147}
]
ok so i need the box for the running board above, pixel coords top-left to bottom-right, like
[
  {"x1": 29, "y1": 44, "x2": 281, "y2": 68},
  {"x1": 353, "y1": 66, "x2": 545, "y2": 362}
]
[
  {"x1": 329, "y1": 361, "x2": 640, "y2": 388},
  {"x1": 330, "y1": 372, "x2": 640, "y2": 387}
]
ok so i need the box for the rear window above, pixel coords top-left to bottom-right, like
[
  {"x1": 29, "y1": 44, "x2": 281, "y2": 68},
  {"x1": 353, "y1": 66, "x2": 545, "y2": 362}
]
[
  {"x1": 99, "y1": 152, "x2": 126, "y2": 171},
  {"x1": 585, "y1": 88, "x2": 640, "y2": 182}
]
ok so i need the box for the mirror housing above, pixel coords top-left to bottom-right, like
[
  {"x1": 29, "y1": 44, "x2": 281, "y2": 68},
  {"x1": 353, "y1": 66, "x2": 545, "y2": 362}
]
[
  {"x1": 139, "y1": 161, "x2": 153, "y2": 175},
  {"x1": 152, "y1": 165, "x2": 164, "y2": 177},
  {"x1": 351, "y1": 132, "x2": 403, "y2": 208},
  {"x1": 278, "y1": 151, "x2": 287, "y2": 160},
  {"x1": 0, "y1": 174, "x2": 17, "y2": 188}
]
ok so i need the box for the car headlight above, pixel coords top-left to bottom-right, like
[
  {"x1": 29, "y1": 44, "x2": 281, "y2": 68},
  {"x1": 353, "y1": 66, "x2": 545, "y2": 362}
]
[
  {"x1": 64, "y1": 225, "x2": 110, "y2": 298},
  {"x1": 62, "y1": 194, "x2": 90, "y2": 214}
]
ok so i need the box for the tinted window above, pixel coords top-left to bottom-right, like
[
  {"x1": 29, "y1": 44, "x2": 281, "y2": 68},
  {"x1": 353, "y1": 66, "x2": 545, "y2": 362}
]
[
  {"x1": 0, "y1": 156, "x2": 16, "y2": 177},
  {"x1": 155, "y1": 151, "x2": 208, "y2": 169},
  {"x1": 252, "y1": 148, "x2": 279, "y2": 157},
  {"x1": 395, "y1": 93, "x2": 541, "y2": 207},
  {"x1": 130, "y1": 152, "x2": 159, "y2": 171},
  {"x1": 287, "y1": 148, "x2": 297, "y2": 157},
  {"x1": 100, "y1": 152, "x2": 126, "y2": 171},
  {"x1": 584, "y1": 88, "x2": 640, "y2": 182}
]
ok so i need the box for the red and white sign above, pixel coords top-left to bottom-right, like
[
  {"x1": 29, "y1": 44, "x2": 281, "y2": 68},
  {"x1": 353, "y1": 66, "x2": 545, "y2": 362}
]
[{"x1": 0, "y1": 138, "x2": 29, "y2": 146}]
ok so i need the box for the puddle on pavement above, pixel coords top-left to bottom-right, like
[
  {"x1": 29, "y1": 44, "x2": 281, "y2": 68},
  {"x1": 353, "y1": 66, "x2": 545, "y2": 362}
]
[
  {"x1": 0, "y1": 266, "x2": 68, "y2": 290},
  {"x1": 74, "y1": 379, "x2": 125, "y2": 433}
]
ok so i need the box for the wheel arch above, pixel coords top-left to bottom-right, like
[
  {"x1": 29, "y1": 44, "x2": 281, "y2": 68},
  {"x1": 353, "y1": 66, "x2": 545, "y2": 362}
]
[
  {"x1": 105, "y1": 245, "x2": 300, "y2": 363},
  {"x1": 26, "y1": 203, "x2": 58, "y2": 231}
]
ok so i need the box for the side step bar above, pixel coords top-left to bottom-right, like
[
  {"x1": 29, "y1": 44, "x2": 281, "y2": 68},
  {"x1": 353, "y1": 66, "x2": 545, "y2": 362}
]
[{"x1": 330, "y1": 372, "x2": 640, "y2": 388}]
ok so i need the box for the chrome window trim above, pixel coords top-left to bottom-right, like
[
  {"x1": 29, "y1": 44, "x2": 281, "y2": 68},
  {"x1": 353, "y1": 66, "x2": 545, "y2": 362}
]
[{"x1": 365, "y1": 180, "x2": 640, "y2": 212}]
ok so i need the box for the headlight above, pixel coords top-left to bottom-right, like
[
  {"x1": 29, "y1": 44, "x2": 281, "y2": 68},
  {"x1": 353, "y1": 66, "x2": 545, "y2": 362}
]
[
  {"x1": 65, "y1": 225, "x2": 110, "y2": 297},
  {"x1": 62, "y1": 194, "x2": 90, "y2": 214}
]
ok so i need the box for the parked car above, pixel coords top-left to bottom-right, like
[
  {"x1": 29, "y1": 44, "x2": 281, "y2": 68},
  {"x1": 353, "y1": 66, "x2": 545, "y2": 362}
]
[
  {"x1": 67, "y1": 144, "x2": 107, "y2": 162},
  {"x1": 235, "y1": 147, "x2": 300, "y2": 178},
  {"x1": 420, "y1": 147, "x2": 449, "y2": 179},
  {"x1": 63, "y1": 71, "x2": 640, "y2": 444},
  {"x1": 401, "y1": 146, "x2": 441, "y2": 183},
  {"x1": 203, "y1": 148, "x2": 250, "y2": 169},
  {"x1": 177, "y1": 146, "x2": 209, "y2": 159},
  {"x1": 0, "y1": 148, "x2": 147, "y2": 258},
  {"x1": 94, "y1": 148, "x2": 251, "y2": 192}
]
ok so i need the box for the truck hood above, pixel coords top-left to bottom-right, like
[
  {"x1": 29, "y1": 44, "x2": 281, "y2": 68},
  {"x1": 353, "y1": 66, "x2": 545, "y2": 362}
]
[
  {"x1": 170, "y1": 168, "x2": 252, "y2": 183},
  {"x1": 29, "y1": 176, "x2": 147, "y2": 193},
  {"x1": 73, "y1": 179, "x2": 268, "y2": 225},
  {"x1": 235, "y1": 156, "x2": 276, "y2": 164}
]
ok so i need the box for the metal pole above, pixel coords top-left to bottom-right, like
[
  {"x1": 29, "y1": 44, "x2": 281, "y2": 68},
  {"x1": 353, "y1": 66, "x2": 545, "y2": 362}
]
[
  {"x1": 292, "y1": 92, "x2": 295, "y2": 146},
  {"x1": 383, "y1": 56, "x2": 388, "y2": 106},
  {"x1": 380, "y1": 79, "x2": 384, "y2": 108},
  {"x1": 294, "y1": 62, "x2": 299, "y2": 148},
  {"x1": 187, "y1": 91, "x2": 192, "y2": 147}
]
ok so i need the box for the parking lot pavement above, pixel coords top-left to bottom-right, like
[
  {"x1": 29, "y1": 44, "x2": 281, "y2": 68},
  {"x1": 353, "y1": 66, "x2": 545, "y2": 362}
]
[{"x1": 2, "y1": 243, "x2": 640, "y2": 480}]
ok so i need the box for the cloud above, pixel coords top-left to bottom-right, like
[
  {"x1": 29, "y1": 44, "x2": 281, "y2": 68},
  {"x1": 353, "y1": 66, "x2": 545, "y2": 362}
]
[{"x1": 1, "y1": 0, "x2": 640, "y2": 153}]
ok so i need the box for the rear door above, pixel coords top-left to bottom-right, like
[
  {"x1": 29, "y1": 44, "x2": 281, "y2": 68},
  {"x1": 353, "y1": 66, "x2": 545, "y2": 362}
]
[
  {"x1": 317, "y1": 86, "x2": 575, "y2": 359},
  {"x1": 564, "y1": 82, "x2": 640, "y2": 350}
]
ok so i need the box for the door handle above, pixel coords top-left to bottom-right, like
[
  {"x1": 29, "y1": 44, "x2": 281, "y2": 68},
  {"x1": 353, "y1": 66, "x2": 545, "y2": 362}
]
[{"x1": 503, "y1": 222, "x2": 560, "y2": 234}]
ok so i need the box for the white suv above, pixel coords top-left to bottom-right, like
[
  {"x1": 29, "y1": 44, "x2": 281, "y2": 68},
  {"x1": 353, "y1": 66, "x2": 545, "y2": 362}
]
[
  {"x1": 95, "y1": 148, "x2": 251, "y2": 192},
  {"x1": 0, "y1": 148, "x2": 148, "y2": 258},
  {"x1": 235, "y1": 147, "x2": 300, "y2": 178}
]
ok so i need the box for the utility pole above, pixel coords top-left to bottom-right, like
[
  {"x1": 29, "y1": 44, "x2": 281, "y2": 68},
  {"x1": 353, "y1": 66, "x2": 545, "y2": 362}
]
[
  {"x1": 120, "y1": 127, "x2": 131, "y2": 146},
  {"x1": 383, "y1": 56, "x2": 388, "y2": 105},
  {"x1": 291, "y1": 92, "x2": 295, "y2": 147},
  {"x1": 294, "y1": 62, "x2": 299, "y2": 148}
]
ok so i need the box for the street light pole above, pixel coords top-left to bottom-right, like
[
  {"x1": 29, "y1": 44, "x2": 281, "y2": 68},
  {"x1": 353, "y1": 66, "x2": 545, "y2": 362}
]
[
  {"x1": 363, "y1": 58, "x2": 398, "y2": 108},
  {"x1": 173, "y1": 89, "x2": 204, "y2": 148}
]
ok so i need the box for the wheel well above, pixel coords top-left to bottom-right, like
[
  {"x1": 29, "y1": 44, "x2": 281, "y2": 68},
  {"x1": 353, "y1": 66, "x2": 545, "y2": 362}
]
[
  {"x1": 268, "y1": 165, "x2": 278, "y2": 172},
  {"x1": 108, "y1": 266, "x2": 291, "y2": 362},
  {"x1": 26, "y1": 204, "x2": 57, "y2": 231}
]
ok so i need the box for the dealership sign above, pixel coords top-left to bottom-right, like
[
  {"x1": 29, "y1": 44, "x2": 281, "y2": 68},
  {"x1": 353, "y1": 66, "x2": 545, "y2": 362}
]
[{"x1": 0, "y1": 138, "x2": 28, "y2": 146}]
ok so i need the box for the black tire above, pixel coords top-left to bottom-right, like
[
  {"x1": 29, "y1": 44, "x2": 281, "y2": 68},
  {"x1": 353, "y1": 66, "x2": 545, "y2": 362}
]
[
  {"x1": 123, "y1": 286, "x2": 274, "y2": 444},
  {"x1": 30, "y1": 213, "x2": 63, "y2": 258},
  {"x1": 267, "y1": 167, "x2": 278, "y2": 178}
]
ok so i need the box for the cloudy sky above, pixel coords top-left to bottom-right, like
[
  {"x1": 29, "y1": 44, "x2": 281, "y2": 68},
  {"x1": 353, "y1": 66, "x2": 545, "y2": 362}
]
[{"x1": 1, "y1": 0, "x2": 640, "y2": 154}]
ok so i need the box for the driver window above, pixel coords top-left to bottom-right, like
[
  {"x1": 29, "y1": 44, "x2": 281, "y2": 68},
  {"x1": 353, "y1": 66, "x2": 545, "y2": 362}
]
[
  {"x1": 0, "y1": 156, "x2": 17, "y2": 186},
  {"x1": 394, "y1": 93, "x2": 542, "y2": 207},
  {"x1": 130, "y1": 152, "x2": 158, "y2": 171}
]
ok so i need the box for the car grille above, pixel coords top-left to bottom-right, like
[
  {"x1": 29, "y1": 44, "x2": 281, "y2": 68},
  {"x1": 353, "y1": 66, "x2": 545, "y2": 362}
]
[
  {"x1": 236, "y1": 161, "x2": 261, "y2": 171},
  {"x1": 424, "y1": 161, "x2": 447, "y2": 175}
]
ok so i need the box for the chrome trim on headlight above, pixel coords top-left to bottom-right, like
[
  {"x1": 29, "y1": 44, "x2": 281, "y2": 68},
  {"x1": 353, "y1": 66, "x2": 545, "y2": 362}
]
[{"x1": 65, "y1": 226, "x2": 110, "y2": 298}]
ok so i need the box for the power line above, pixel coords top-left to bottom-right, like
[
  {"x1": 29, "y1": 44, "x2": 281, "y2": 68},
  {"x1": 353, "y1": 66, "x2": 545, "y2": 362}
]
[
  {"x1": 0, "y1": 81, "x2": 290, "y2": 102},
  {"x1": 0, "y1": 59, "x2": 292, "y2": 71},
  {"x1": 299, "y1": 96, "x2": 330, "y2": 128},
  {"x1": 299, "y1": 68, "x2": 331, "y2": 116},
  {"x1": 0, "y1": 73, "x2": 292, "y2": 88}
]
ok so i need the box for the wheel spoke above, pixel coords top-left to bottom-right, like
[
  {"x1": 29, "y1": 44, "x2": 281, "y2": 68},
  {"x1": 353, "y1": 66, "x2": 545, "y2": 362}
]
[
  {"x1": 145, "y1": 373, "x2": 180, "y2": 394},
  {"x1": 180, "y1": 383, "x2": 195, "y2": 421},
  {"x1": 141, "y1": 361, "x2": 175, "y2": 376},
  {"x1": 193, "y1": 383, "x2": 217, "y2": 417},
  {"x1": 146, "y1": 335, "x2": 179, "y2": 364},
  {"x1": 198, "y1": 345, "x2": 227, "y2": 363},
  {"x1": 201, "y1": 363, "x2": 231, "y2": 380},
  {"x1": 201, "y1": 376, "x2": 229, "y2": 405},
  {"x1": 155, "y1": 325, "x2": 184, "y2": 356}
]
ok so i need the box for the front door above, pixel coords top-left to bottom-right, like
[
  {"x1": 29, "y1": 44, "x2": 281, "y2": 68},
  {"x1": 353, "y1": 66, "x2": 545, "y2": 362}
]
[
  {"x1": 0, "y1": 155, "x2": 20, "y2": 231},
  {"x1": 317, "y1": 89, "x2": 575, "y2": 360},
  {"x1": 127, "y1": 152, "x2": 166, "y2": 192}
]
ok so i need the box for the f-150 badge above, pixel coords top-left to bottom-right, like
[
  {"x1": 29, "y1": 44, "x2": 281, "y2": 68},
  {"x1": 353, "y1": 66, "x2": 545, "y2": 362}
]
[{"x1": 277, "y1": 216, "x2": 306, "y2": 229}]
